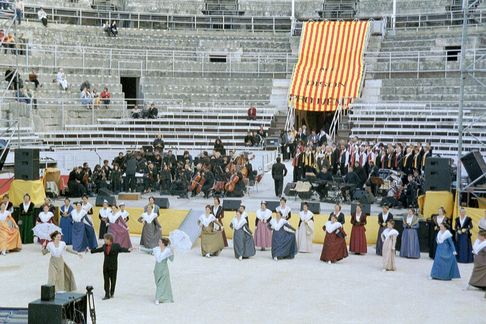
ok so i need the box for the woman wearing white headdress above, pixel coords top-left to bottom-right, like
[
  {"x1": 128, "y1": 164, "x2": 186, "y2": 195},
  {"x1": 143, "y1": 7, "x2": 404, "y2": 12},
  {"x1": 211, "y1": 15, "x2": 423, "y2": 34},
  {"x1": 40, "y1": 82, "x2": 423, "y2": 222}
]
[
  {"x1": 269, "y1": 211, "x2": 297, "y2": 261},
  {"x1": 320, "y1": 213, "x2": 347, "y2": 264},
  {"x1": 230, "y1": 210, "x2": 255, "y2": 260},
  {"x1": 296, "y1": 202, "x2": 314, "y2": 253},
  {"x1": 254, "y1": 201, "x2": 272, "y2": 251},
  {"x1": 198, "y1": 205, "x2": 224, "y2": 257},
  {"x1": 107, "y1": 205, "x2": 132, "y2": 249},
  {"x1": 381, "y1": 220, "x2": 399, "y2": 271},
  {"x1": 138, "y1": 204, "x2": 161, "y2": 249},
  {"x1": 33, "y1": 204, "x2": 62, "y2": 245}
]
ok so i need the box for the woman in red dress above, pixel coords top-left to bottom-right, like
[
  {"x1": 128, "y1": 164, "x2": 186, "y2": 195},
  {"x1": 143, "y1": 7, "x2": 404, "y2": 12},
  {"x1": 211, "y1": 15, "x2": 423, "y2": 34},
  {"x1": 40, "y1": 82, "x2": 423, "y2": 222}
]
[
  {"x1": 350, "y1": 204, "x2": 367, "y2": 254},
  {"x1": 320, "y1": 214, "x2": 348, "y2": 263}
]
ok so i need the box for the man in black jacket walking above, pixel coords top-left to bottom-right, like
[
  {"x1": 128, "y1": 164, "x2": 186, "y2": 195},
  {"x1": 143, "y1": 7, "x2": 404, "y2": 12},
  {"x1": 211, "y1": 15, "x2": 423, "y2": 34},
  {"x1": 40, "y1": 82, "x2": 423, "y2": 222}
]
[
  {"x1": 91, "y1": 233, "x2": 131, "y2": 300},
  {"x1": 272, "y1": 156, "x2": 288, "y2": 197}
]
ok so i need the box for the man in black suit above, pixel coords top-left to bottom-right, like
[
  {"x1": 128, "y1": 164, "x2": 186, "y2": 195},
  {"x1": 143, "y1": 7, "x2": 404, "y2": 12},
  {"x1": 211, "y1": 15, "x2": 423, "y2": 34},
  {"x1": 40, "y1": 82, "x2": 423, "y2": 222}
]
[
  {"x1": 91, "y1": 233, "x2": 131, "y2": 300},
  {"x1": 271, "y1": 156, "x2": 288, "y2": 197},
  {"x1": 341, "y1": 165, "x2": 361, "y2": 201}
]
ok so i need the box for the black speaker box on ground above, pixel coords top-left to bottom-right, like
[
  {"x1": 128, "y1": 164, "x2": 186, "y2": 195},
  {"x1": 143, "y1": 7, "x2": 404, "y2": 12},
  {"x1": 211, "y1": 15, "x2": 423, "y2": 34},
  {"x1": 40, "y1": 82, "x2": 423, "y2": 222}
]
[
  {"x1": 14, "y1": 148, "x2": 40, "y2": 180},
  {"x1": 284, "y1": 182, "x2": 296, "y2": 196},
  {"x1": 41, "y1": 285, "x2": 55, "y2": 301},
  {"x1": 266, "y1": 200, "x2": 280, "y2": 212},
  {"x1": 98, "y1": 188, "x2": 114, "y2": 196},
  {"x1": 95, "y1": 195, "x2": 117, "y2": 207},
  {"x1": 301, "y1": 202, "x2": 320, "y2": 214},
  {"x1": 461, "y1": 151, "x2": 486, "y2": 185},
  {"x1": 424, "y1": 158, "x2": 452, "y2": 191},
  {"x1": 223, "y1": 199, "x2": 241, "y2": 211},
  {"x1": 28, "y1": 292, "x2": 87, "y2": 324},
  {"x1": 350, "y1": 202, "x2": 371, "y2": 215},
  {"x1": 154, "y1": 197, "x2": 170, "y2": 209},
  {"x1": 263, "y1": 137, "x2": 280, "y2": 149}
]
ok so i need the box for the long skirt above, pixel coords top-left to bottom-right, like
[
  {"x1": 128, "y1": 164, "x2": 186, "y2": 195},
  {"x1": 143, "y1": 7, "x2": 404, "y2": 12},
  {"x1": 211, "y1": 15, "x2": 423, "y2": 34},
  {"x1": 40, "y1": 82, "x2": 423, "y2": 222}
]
[
  {"x1": 108, "y1": 221, "x2": 132, "y2": 249},
  {"x1": 154, "y1": 257, "x2": 174, "y2": 303},
  {"x1": 400, "y1": 228, "x2": 421, "y2": 259},
  {"x1": 469, "y1": 250, "x2": 486, "y2": 289},
  {"x1": 19, "y1": 215, "x2": 34, "y2": 244},
  {"x1": 254, "y1": 220, "x2": 272, "y2": 248},
  {"x1": 233, "y1": 228, "x2": 256, "y2": 258},
  {"x1": 428, "y1": 228, "x2": 439, "y2": 259},
  {"x1": 296, "y1": 222, "x2": 313, "y2": 253},
  {"x1": 48, "y1": 256, "x2": 77, "y2": 292},
  {"x1": 271, "y1": 228, "x2": 297, "y2": 259},
  {"x1": 375, "y1": 226, "x2": 386, "y2": 256},
  {"x1": 59, "y1": 216, "x2": 73, "y2": 245},
  {"x1": 200, "y1": 227, "x2": 225, "y2": 256},
  {"x1": 382, "y1": 236, "x2": 397, "y2": 271},
  {"x1": 349, "y1": 225, "x2": 367, "y2": 254},
  {"x1": 33, "y1": 223, "x2": 61, "y2": 245},
  {"x1": 140, "y1": 221, "x2": 162, "y2": 249},
  {"x1": 221, "y1": 228, "x2": 229, "y2": 247},
  {"x1": 72, "y1": 222, "x2": 98, "y2": 252},
  {"x1": 455, "y1": 233, "x2": 473, "y2": 264},
  {"x1": 99, "y1": 219, "x2": 108, "y2": 239},
  {"x1": 431, "y1": 240, "x2": 461, "y2": 280},
  {"x1": 320, "y1": 232, "x2": 348, "y2": 263},
  {"x1": 0, "y1": 219, "x2": 22, "y2": 252}
]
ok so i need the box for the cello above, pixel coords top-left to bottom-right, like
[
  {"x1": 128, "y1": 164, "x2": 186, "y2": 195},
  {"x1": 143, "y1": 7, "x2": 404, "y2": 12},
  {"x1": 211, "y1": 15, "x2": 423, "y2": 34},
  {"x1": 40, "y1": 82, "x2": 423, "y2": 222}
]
[
  {"x1": 188, "y1": 172, "x2": 201, "y2": 192},
  {"x1": 225, "y1": 173, "x2": 239, "y2": 193}
]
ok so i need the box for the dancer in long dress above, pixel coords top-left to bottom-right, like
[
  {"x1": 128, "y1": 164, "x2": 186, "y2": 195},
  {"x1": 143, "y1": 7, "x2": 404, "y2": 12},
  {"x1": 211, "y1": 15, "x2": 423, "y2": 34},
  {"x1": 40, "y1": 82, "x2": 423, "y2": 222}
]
[
  {"x1": 71, "y1": 202, "x2": 98, "y2": 252},
  {"x1": 254, "y1": 201, "x2": 272, "y2": 251},
  {"x1": 329, "y1": 203, "x2": 345, "y2": 225},
  {"x1": 269, "y1": 211, "x2": 297, "y2": 261},
  {"x1": 119, "y1": 203, "x2": 129, "y2": 221},
  {"x1": 98, "y1": 200, "x2": 111, "y2": 239},
  {"x1": 230, "y1": 210, "x2": 256, "y2": 260},
  {"x1": 153, "y1": 238, "x2": 174, "y2": 304},
  {"x1": 400, "y1": 208, "x2": 421, "y2": 259},
  {"x1": 454, "y1": 208, "x2": 473, "y2": 264},
  {"x1": 107, "y1": 205, "x2": 132, "y2": 249},
  {"x1": 468, "y1": 230, "x2": 486, "y2": 289},
  {"x1": 275, "y1": 197, "x2": 291, "y2": 220},
  {"x1": 212, "y1": 197, "x2": 228, "y2": 247},
  {"x1": 138, "y1": 204, "x2": 162, "y2": 249},
  {"x1": 198, "y1": 205, "x2": 224, "y2": 257},
  {"x1": 59, "y1": 198, "x2": 74, "y2": 245},
  {"x1": 42, "y1": 231, "x2": 81, "y2": 292},
  {"x1": 382, "y1": 220, "x2": 399, "y2": 271},
  {"x1": 320, "y1": 214, "x2": 348, "y2": 263},
  {"x1": 81, "y1": 194, "x2": 94, "y2": 221},
  {"x1": 376, "y1": 205, "x2": 393, "y2": 256},
  {"x1": 296, "y1": 202, "x2": 314, "y2": 253},
  {"x1": 0, "y1": 202, "x2": 22, "y2": 255},
  {"x1": 428, "y1": 207, "x2": 450, "y2": 259},
  {"x1": 349, "y1": 204, "x2": 367, "y2": 255},
  {"x1": 430, "y1": 223, "x2": 460, "y2": 280},
  {"x1": 33, "y1": 204, "x2": 62, "y2": 245},
  {"x1": 17, "y1": 193, "x2": 35, "y2": 244}
]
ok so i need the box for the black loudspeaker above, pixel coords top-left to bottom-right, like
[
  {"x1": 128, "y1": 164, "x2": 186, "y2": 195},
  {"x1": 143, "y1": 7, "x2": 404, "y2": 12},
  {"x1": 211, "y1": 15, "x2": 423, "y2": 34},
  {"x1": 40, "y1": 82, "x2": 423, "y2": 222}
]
[
  {"x1": 14, "y1": 148, "x2": 40, "y2": 180},
  {"x1": 98, "y1": 188, "x2": 113, "y2": 196},
  {"x1": 350, "y1": 202, "x2": 371, "y2": 215},
  {"x1": 266, "y1": 201, "x2": 280, "y2": 212},
  {"x1": 461, "y1": 151, "x2": 486, "y2": 185},
  {"x1": 424, "y1": 158, "x2": 452, "y2": 191},
  {"x1": 263, "y1": 137, "x2": 280, "y2": 149},
  {"x1": 154, "y1": 197, "x2": 170, "y2": 209},
  {"x1": 95, "y1": 195, "x2": 117, "y2": 207},
  {"x1": 41, "y1": 285, "x2": 55, "y2": 301},
  {"x1": 223, "y1": 199, "x2": 241, "y2": 211},
  {"x1": 284, "y1": 182, "x2": 296, "y2": 196},
  {"x1": 301, "y1": 202, "x2": 320, "y2": 214},
  {"x1": 29, "y1": 292, "x2": 87, "y2": 324}
]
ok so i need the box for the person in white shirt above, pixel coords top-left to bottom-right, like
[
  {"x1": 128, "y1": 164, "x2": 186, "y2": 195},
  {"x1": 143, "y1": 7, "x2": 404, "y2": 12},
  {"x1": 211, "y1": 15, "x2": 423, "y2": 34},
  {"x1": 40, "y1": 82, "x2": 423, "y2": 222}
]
[{"x1": 37, "y1": 7, "x2": 47, "y2": 27}]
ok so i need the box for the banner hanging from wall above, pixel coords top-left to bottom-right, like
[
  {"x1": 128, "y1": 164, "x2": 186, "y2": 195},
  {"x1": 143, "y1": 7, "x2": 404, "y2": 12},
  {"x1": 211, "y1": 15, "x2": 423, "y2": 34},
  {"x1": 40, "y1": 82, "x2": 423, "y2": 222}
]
[{"x1": 289, "y1": 21, "x2": 369, "y2": 112}]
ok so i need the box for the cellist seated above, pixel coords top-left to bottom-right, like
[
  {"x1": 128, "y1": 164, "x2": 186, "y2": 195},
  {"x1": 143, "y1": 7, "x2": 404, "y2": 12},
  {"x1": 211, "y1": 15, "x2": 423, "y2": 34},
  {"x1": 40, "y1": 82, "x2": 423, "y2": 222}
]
[{"x1": 225, "y1": 171, "x2": 246, "y2": 198}]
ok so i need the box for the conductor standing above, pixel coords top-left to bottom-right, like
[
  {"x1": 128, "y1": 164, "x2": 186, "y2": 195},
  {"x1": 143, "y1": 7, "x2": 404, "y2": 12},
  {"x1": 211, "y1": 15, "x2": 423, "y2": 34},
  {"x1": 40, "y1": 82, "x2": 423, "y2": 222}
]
[{"x1": 272, "y1": 156, "x2": 288, "y2": 197}]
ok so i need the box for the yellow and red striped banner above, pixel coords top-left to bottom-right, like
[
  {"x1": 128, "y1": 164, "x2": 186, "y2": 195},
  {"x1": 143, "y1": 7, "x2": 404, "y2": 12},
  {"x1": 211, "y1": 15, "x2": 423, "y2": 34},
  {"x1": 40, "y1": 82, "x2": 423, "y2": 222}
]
[{"x1": 289, "y1": 21, "x2": 369, "y2": 112}]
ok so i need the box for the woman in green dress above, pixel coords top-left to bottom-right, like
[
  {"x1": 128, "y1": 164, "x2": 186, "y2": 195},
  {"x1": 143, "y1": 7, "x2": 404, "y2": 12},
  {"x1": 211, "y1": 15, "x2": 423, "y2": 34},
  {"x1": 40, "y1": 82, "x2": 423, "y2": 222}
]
[
  {"x1": 153, "y1": 238, "x2": 174, "y2": 304},
  {"x1": 17, "y1": 193, "x2": 35, "y2": 244}
]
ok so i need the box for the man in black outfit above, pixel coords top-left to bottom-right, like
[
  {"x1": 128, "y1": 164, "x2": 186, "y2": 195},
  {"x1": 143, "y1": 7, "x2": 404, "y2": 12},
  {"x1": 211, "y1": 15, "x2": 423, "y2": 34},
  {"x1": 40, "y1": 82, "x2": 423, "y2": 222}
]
[
  {"x1": 124, "y1": 154, "x2": 138, "y2": 192},
  {"x1": 91, "y1": 233, "x2": 131, "y2": 300},
  {"x1": 341, "y1": 165, "x2": 361, "y2": 201},
  {"x1": 316, "y1": 167, "x2": 333, "y2": 200},
  {"x1": 271, "y1": 156, "x2": 288, "y2": 197}
]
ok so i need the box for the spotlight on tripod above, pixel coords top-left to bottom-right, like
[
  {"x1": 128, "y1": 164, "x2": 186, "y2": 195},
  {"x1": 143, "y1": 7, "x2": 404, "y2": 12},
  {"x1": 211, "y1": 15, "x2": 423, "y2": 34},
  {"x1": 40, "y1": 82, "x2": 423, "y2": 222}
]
[{"x1": 86, "y1": 286, "x2": 96, "y2": 324}]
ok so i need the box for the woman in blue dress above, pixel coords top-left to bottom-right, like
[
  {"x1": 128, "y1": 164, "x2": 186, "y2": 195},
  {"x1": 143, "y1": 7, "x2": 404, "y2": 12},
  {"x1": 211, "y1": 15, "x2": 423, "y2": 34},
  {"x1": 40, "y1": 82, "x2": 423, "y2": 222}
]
[
  {"x1": 430, "y1": 223, "x2": 460, "y2": 280},
  {"x1": 400, "y1": 208, "x2": 421, "y2": 259},
  {"x1": 71, "y1": 202, "x2": 98, "y2": 252},
  {"x1": 268, "y1": 211, "x2": 297, "y2": 261},
  {"x1": 454, "y1": 207, "x2": 473, "y2": 264},
  {"x1": 59, "y1": 198, "x2": 74, "y2": 245}
]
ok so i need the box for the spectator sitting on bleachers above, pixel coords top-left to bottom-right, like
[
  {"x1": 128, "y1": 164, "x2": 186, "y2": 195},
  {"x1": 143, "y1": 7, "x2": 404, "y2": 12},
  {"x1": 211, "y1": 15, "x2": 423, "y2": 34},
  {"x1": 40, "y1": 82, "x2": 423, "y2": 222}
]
[
  {"x1": 131, "y1": 105, "x2": 141, "y2": 118},
  {"x1": 146, "y1": 103, "x2": 158, "y2": 119},
  {"x1": 80, "y1": 87, "x2": 93, "y2": 108},
  {"x1": 37, "y1": 7, "x2": 47, "y2": 27},
  {"x1": 80, "y1": 80, "x2": 91, "y2": 92},
  {"x1": 110, "y1": 21, "x2": 118, "y2": 37},
  {"x1": 28, "y1": 69, "x2": 40, "y2": 89},
  {"x1": 244, "y1": 131, "x2": 254, "y2": 147},
  {"x1": 214, "y1": 138, "x2": 226, "y2": 156},
  {"x1": 15, "y1": 87, "x2": 30, "y2": 104},
  {"x1": 100, "y1": 87, "x2": 111, "y2": 107},
  {"x1": 3, "y1": 32, "x2": 15, "y2": 54},
  {"x1": 247, "y1": 106, "x2": 256, "y2": 120},
  {"x1": 102, "y1": 21, "x2": 111, "y2": 36},
  {"x1": 153, "y1": 134, "x2": 165, "y2": 151},
  {"x1": 92, "y1": 88, "x2": 101, "y2": 108},
  {"x1": 56, "y1": 68, "x2": 69, "y2": 90}
]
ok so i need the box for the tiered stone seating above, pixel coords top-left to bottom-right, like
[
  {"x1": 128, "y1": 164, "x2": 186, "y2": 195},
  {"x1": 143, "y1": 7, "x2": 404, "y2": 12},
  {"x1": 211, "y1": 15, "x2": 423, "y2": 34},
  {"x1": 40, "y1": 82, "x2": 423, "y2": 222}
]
[{"x1": 357, "y1": 0, "x2": 450, "y2": 18}]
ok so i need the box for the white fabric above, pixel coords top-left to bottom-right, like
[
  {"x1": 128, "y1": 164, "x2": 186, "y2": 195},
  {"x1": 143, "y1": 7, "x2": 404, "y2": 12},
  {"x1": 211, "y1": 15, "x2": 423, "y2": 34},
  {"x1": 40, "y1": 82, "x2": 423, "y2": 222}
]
[
  {"x1": 0, "y1": 210, "x2": 10, "y2": 222},
  {"x1": 355, "y1": 212, "x2": 362, "y2": 222},
  {"x1": 153, "y1": 246, "x2": 173, "y2": 263},
  {"x1": 270, "y1": 218, "x2": 288, "y2": 231},
  {"x1": 325, "y1": 220, "x2": 342, "y2": 233},
  {"x1": 382, "y1": 228, "x2": 399, "y2": 241},
  {"x1": 120, "y1": 210, "x2": 129, "y2": 220},
  {"x1": 436, "y1": 230, "x2": 453, "y2": 244},
  {"x1": 198, "y1": 214, "x2": 216, "y2": 227},
  {"x1": 33, "y1": 223, "x2": 61, "y2": 240},
  {"x1": 406, "y1": 215, "x2": 413, "y2": 225},
  {"x1": 256, "y1": 208, "x2": 272, "y2": 221},
  {"x1": 212, "y1": 205, "x2": 221, "y2": 216},
  {"x1": 436, "y1": 215, "x2": 445, "y2": 225},
  {"x1": 231, "y1": 217, "x2": 247, "y2": 230},
  {"x1": 37, "y1": 9, "x2": 47, "y2": 20},
  {"x1": 71, "y1": 209, "x2": 87, "y2": 223},
  {"x1": 382, "y1": 212, "x2": 389, "y2": 222},
  {"x1": 99, "y1": 207, "x2": 112, "y2": 219},
  {"x1": 480, "y1": 218, "x2": 486, "y2": 230},
  {"x1": 108, "y1": 211, "x2": 120, "y2": 224},
  {"x1": 473, "y1": 239, "x2": 486, "y2": 255},
  {"x1": 299, "y1": 210, "x2": 314, "y2": 222},
  {"x1": 82, "y1": 202, "x2": 93, "y2": 213},
  {"x1": 276, "y1": 205, "x2": 291, "y2": 219},
  {"x1": 38, "y1": 211, "x2": 54, "y2": 223},
  {"x1": 459, "y1": 216, "x2": 466, "y2": 228},
  {"x1": 142, "y1": 212, "x2": 158, "y2": 224},
  {"x1": 46, "y1": 241, "x2": 66, "y2": 257},
  {"x1": 22, "y1": 202, "x2": 30, "y2": 213}
]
